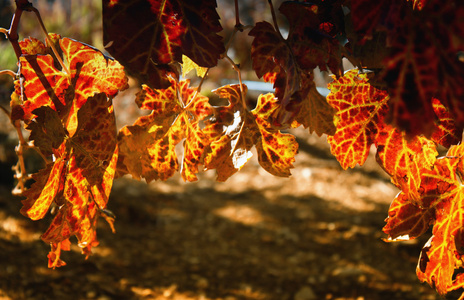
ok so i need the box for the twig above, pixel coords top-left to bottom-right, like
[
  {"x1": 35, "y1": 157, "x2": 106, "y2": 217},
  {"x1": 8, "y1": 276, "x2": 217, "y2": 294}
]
[
  {"x1": 0, "y1": 69, "x2": 17, "y2": 79},
  {"x1": 30, "y1": 6, "x2": 69, "y2": 75},
  {"x1": 268, "y1": 0, "x2": 285, "y2": 41},
  {"x1": 224, "y1": 55, "x2": 247, "y2": 110}
]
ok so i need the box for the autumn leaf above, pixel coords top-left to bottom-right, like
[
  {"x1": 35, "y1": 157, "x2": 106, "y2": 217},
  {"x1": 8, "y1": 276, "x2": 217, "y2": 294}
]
[
  {"x1": 18, "y1": 37, "x2": 127, "y2": 131},
  {"x1": 248, "y1": 1, "x2": 343, "y2": 131},
  {"x1": 326, "y1": 69, "x2": 389, "y2": 169},
  {"x1": 290, "y1": 73, "x2": 336, "y2": 136},
  {"x1": 102, "y1": 0, "x2": 224, "y2": 89},
  {"x1": 182, "y1": 55, "x2": 208, "y2": 78},
  {"x1": 22, "y1": 93, "x2": 119, "y2": 267},
  {"x1": 414, "y1": 155, "x2": 464, "y2": 295},
  {"x1": 203, "y1": 85, "x2": 298, "y2": 181},
  {"x1": 26, "y1": 106, "x2": 67, "y2": 156},
  {"x1": 117, "y1": 78, "x2": 212, "y2": 182},
  {"x1": 383, "y1": 143, "x2": 464, "y2": 296},
  {"x1": 431, "y1": 98, "x2": 462, "y2": 148},
  {"x1": 252, "y1": 93, "x2": 298, "y2": 177},
  {"x1": 383, "y1": 192, "x2": 434, "y2": 241},
  {"x1": 376, "y1": 128, "x2": 437, "y2": 202}
]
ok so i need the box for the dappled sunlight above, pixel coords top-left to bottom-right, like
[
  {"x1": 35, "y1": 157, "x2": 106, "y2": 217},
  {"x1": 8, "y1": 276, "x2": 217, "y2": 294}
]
[
  {"x1": 213, "y1": 203, "x2": 265, "y2": 226},
  {"x1": 0, "y1": 213, "x2": 41, "y2": 243}
]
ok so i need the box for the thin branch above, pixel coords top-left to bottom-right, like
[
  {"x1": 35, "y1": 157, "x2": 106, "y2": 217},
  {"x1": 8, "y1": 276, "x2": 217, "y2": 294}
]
[
  {"x1": 268, "y1": 0, "x2": 285, "y2": 41},
  {"x1": 224, "y1": 55, "x2": 247, "y2": 110},
  {"x1": 0, "y1": 69, "x2": 17, "y2": 79},
  {"x1": 234, "y1": 0, "x2": 240, "y2": 28},
  {"x1": 185, "y1": 69, "x2": 210, "y2": 111},
  {"x1": 0, "y1": 27, "x2": 8, "y2": 38},
  {"x1": 30, "y1": 6, "x2": 69, "y2": 75}
]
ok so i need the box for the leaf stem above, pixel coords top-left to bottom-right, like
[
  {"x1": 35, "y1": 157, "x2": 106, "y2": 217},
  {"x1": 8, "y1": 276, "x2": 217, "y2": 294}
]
[
  {"x1": 30, "y1": 6, "x2": 69, "y2": 75},
  {"x1": 224, "y1": 55, "x2": 247, "y2": 110},
  {"x1": 0, "y1": 69, "x2": 18, "y2": 79},
  {"x1": 268, "y1": 0, "x2": 285, "y2": 41},
  {"x1": 234, "y1": 0, "x2": 240, "y2": 28}
]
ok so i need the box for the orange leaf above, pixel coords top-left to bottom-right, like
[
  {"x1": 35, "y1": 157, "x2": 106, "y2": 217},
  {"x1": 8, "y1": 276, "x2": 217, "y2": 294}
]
[
  {"x1": 291, "y1": 73, "x2": 336, "y2": 136},
  {"x1": 327, "y1": 69, "x2": 389, "y2": 169},
  {"x1": 118, "y1": 79, "x2": 212, "y2": 182},
  {"x1": 252, "y1": 94, "x2": 298, "y2": 177},
  {"x1": 376, "y1": 127, "x2": 437, "y2": 202},
  {"x1": 19, "y1": 37, "x2": 128, "y2": 132},
  {"x1": 383, "y1": 192, "x2": 434, "y2": 241},
  {"x1": 411, "y1": 156, "x2": 464, "y2": 295},
  {"x1": 20, "y1": 159, "x2": 66, "y2": 220},
  {"x1": 203, "y1": 85, "x2": 257, "y2": 181}
]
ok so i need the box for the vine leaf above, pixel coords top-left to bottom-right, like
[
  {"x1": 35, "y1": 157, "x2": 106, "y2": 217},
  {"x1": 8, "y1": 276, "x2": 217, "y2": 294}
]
[
  {"x1": 414, "y1": 155, "x2": 464, "y2": 295},
  {"x1": 376, "y1": 128, "x2": 437, "y2": 202},
  {"x1": 182, "y1": 55, "x2": 208, "y2": 78},
  {"x1": 291, "y1": 73, "x2": 336, "y2": 136},
  {"x1": 203, "y1": 85, "x2": 298, "y2": 181},
  {"x1": 326, "y1": 69, "x2": 389, "y2": 169},
  {"x1": 252, "y1": 93, "x2": 299, "y2": 177},
  {"x1": 383, "y1": 192, "x2": 434, "y2": 242},
  {"x1": 248, "y1": 1, "x2": 342, "y2": 130},
  {"x1": 17, "y1": 36, "x2": 128, "y2": 135},
  {"x1": 102, "y1": 0, "x2": 224, "y2": 89},
  {"x1": 383, "y1": 144, "x2": 464, "y2": 296},
  {"x1": 431, "y1": 98, "x2": 462, "y2": 148},
  {"x1": 117, "y1": 78, "x2": 212, "y2": 182},
  {"x1": 21, "y1": 93, "x2": 119, "y2": 267}
]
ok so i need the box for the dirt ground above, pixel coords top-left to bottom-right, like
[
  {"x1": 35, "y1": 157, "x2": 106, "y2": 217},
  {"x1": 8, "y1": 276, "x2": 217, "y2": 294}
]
[{"x1": 0, "y1": 128, "x2": 447, "y2": 300}]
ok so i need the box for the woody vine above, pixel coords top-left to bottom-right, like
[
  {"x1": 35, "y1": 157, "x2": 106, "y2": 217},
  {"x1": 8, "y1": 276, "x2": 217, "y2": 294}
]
[{"x1": 1, "y1": 0, "x2": 464, "y2": 298}]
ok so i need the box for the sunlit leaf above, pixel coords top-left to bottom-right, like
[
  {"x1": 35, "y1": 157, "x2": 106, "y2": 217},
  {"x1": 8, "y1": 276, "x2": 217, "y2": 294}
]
[
  {"x1": 118, "y1": 79, "x2": 212, "y2": 182},
  {"x1": 327, "y1": 69, "x2": 389, "y2": 169},
  {"x1": 252, "y1": 93, "x2": 298, "y2": 177},
  {"x1": 182, "y1": 55, "x2": 208, "y2": 78},
  {"x1": 376, "y1": 128, "x2": 437, "y2": 202}
]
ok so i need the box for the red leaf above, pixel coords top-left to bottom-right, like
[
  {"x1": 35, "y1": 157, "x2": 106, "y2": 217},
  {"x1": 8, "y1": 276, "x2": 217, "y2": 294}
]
[
  {"x1": 327, "y1": 70, "x2": 389, "y2": 169},
  {"x1": 102, "y1": 0, "x2": 224, "y2": 88}
]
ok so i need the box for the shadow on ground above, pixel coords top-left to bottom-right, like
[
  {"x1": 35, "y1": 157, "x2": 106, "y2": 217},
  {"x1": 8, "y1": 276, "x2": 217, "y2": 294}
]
[{"x1": 0, "y1": 131, "x2": 441, "y2": 300}]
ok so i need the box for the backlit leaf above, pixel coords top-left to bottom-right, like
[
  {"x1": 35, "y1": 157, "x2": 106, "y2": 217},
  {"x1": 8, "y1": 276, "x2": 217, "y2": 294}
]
[
  {"x1": 291, "y1": 73, "x2": 336, "y2": 136},
  {"x1": 118, "y1": 79, "x2": 212, "y2": 182},
  {"x1": 383, "y1": 192, "x2": 434, "y2": 241},
  {"x1": 102, "y1": 0, "x2": 224, "y2": 89},
  {"x1": 252, "y1": 93, "x2": 298, "y2": 177},
  {"x1": 376, "y1": 128, "x2": 437, "y2": 202},
  {"x1": 431, "y1": 98, "x2": 462, "y2": 148},
  {"x1": 249, "y1": 1, "x2": 343, "y2": 126},
  {"x1": 415, "y1": 157, "x2": 464, "y2": 295},
  {"x1": 327, "y1": 69, "x2": 389, "y2": 169},
  {"x1": 18, "y1": 37, "x2": 128, "y2": 132},
  {"x1": 204, "y1": 85, "x2": 297, "y2": 181}
]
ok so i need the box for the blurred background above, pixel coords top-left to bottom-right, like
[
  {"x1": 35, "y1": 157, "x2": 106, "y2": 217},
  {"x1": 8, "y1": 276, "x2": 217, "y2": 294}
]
[{"x1": 0, "y1": 1, "x2": 444, "y2": 299}]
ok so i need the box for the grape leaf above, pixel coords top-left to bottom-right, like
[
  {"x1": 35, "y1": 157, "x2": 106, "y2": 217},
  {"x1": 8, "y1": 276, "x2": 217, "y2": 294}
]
[
  {"x1": 203, "y1": 85, "x2": 298, "y2": 181},
  {"x1": 117, "y1": 78, "x2": 212, "y2": 182},
  {"x1": 326, "y1": 69, "x2": 389, "y2": 169},
  {"x1": 431, "y1": 98, "x2": 462, "y2": 148},
  {"x1": 22, "y1": 93, "x2": 119, "y2": 267},
  {"x1": 414, "y1": 155, "x2": 464, "y2": 295},
  {"x1": 18, "y1": 37, "x2": 128, "y2": 132},
  {"x1": 290, "y1": 73, "x2": 336, "y2": 136},
  {"x1": 383, "y1": 192, "x2": 434, "y2": 241},
  {"x1": 252, "y1": 93, "x2": 298, "y2": 177},
  {"x1": 182, "y1": 55, "x2": 208, "y2": 78},
  {"x1": 376, "y1": 128, "x2": 437, "y2": 202},
  {"x1": 351, "y1": 0, "x2": 464, "y2": 137},
  {"x1": 249, "y1": 1, "x2": 343, "y2": 128},
  {"x1": 26, "y1": 106, "x2": 67, "y2": 156},
  {"x1": 102, "y1": 0, "x2": 224, "y2": 89}
]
